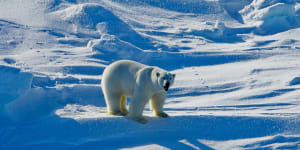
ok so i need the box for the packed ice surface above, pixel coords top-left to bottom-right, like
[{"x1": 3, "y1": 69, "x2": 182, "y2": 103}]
[{"x1": 1, "y1": 0, "x2": 300, "y2": 149}]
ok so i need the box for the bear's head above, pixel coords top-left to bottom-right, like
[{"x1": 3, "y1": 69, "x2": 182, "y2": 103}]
[{"x1": 156, "y1": 71, "x2": 175, "y2": 92}]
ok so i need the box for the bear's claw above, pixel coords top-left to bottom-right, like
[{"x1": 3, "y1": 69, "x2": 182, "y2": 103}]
[
  {"x1": 108, "y1": 111, "x2": 127, "y2": 116},
  {"x1": 130, "y1": 116, "x2": 148, "y2": 124},
  {"x1": 156, "y1": 112, "x2": 169, "y2": 118},
  {"x1": 121, "y1": 109, "x2": 129, "y2": 115}
]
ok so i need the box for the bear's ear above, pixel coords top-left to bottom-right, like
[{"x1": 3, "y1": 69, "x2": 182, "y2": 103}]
[
  {"x1": 156, "y1": 72, "x2": 160, "y2": 77},
  {"x1": 172, "y1": 74, "x2": 176, "y2": 78}
]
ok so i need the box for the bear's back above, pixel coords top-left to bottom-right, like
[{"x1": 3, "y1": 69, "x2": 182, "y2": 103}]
[{"x1": 102, "y1": 60, "x2": 147, "y2": 96}]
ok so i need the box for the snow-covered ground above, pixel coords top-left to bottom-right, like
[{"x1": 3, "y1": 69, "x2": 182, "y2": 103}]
[{"x1": 1, "y1": 0, "x2": 300, "y2": 149}]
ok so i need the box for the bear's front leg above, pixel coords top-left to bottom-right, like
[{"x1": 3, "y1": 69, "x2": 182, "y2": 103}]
[
  {"x1": 129, "y1": 116, "x2": 148, "y2": 124},
  {"x1": 128, "y1": 89, "x2": 151, "y2": 124},
  {"x1": 156, "y1": 112, "x2": 169, "y2": 118},
  {"x1": 150, "y1": 92, "x2": 169, "y2": 118}
]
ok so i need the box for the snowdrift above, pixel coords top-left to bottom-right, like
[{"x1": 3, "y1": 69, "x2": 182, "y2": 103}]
[
  {"x1": 53, "y1": 3, "x2": 153, "y2": 49},
  {"x1": 240, "y1": 0, "x2": 300, "y2": 34},
  {"x1": 4, "y1": 85, "x2": 103, "y2": 121},
  {"x1": 0, "y1": 66, "x2": 32, "y2": 106},
  {"x1": 87, "y1": 34, "x2": 143, "y2": 60}
]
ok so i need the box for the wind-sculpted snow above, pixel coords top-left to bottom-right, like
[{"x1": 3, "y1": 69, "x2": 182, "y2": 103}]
[
  {"x1": 1, "y1": 0, "x2": 300, "y2": 149},
  {"x1": 188, "y1": 21, "x2": 247, "y2": 43},
  {"x1": 111, "y1": 0, "x2": 225, "y2": 14},
  {"x1": 87, "y1": 34, "x2": 144, "y2": 60},
  {"x1": 0, "y1": 66, "x2": 32, "y2": 105},
  {"x1": 290, "y1": 77, "x2": 300, "y2": 86},
  {"x1": 240, "y1": 0, "x2": 300, "y2": 34},
  {"x1": 53, "y1": 3, "x2": 154, "y2": 49}
]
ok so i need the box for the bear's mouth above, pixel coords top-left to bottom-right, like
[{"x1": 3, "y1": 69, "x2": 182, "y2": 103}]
[{"x1": 164, "y1": 82, "x2": 170, "y2": 91}]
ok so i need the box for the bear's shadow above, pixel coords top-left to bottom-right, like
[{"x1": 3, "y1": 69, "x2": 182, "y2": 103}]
[
  {"x1": 2, "y1": 110, "x2": 295, "y2": 150},
  {"x1": 56, "y1": 114, "x2": 291, "y2": 150}
]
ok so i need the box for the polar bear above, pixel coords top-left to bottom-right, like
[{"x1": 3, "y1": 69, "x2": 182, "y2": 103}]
[{"x1": 101, "y1": 60, "x2": 175, "y2": 124}]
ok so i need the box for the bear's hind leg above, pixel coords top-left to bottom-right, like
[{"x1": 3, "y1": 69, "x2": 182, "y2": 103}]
[
  {"x1": 120, "y1": 95, "x2": 129, "y2": 115},
  {"x1": 105, "y1": 93, "x2": 125, "y2": 116}
]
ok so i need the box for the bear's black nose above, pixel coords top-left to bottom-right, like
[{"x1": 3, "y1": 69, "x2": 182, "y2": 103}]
[{"x1": 164, "y1": 82, "x2": 170, "y2": 91}]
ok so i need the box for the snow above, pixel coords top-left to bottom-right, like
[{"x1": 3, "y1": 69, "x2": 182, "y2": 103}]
[
  {"x1": 240, "y1": 0, "x2": 300, "y2": 34},
  {"x1": 0, "y1": 66, "x2": 32, "y2": 105},
  {"x1": 1, "y1": 0, "x2": 300, "y2": 149}
]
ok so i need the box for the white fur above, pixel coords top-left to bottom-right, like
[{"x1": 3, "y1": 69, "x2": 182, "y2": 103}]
[{"x1": 101, "y1": 60, "x2": 175, "y2": 123}]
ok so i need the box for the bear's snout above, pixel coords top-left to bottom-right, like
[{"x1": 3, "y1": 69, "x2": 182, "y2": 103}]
[{"x1": 164, "y1": 82, "x2": 170, "y2": 91}]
